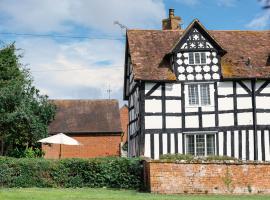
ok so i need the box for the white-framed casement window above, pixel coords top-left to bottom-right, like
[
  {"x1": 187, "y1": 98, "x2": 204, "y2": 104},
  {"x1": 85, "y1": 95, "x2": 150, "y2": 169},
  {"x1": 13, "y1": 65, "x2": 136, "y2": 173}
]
[
  {"x1": 188, "y1": 52, "x2": 206, "y2": 65},
  {"x1": 185, "y1": 133, "x2": 216, "y2": 156},
  {"x1": 187, "y1": 83, "x2": 211, "y2": 106}
]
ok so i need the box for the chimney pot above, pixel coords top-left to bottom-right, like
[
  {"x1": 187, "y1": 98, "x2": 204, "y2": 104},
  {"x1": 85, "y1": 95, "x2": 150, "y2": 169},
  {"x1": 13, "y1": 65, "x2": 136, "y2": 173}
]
[{"x1": 162, "y1": 8, "x2": 182, "y2": 30}]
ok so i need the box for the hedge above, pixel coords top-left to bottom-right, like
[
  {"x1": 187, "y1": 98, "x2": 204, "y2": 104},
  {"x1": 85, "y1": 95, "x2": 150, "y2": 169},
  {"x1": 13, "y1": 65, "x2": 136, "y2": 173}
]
[{"x1": 0, "y1": 157, "x2": 143, "y2": 189}]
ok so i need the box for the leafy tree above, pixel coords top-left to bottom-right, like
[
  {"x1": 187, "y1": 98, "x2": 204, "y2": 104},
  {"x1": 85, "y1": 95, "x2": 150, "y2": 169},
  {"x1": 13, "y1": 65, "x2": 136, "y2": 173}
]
[{"x1": 0, "y1": 44, "x2": 56, "y2": 157}]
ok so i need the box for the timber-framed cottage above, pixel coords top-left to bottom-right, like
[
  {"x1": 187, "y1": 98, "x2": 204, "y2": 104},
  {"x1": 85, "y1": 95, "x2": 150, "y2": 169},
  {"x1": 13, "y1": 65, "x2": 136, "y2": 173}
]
[{"x1": 123, "y1": 9, "x2": 270, "y2": 160}]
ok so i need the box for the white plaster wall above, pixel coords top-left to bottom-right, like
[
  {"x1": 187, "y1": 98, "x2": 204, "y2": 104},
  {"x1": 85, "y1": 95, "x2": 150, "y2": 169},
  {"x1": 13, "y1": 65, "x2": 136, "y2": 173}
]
[
  {"x1": 242, "y1": 130, "x2": 246, "y2": 160},
  {"x1": 162, "y1": 133, "x2": 168, "y2": 154},
  {"x1": 237, "y1": 112, "x2": 253, "y2": 125},
  {"x1": 178, "y1": 133, "x2": 183, "y2": 154},
  {"x1": 218, "y1": 98, "x2": 233, "y2": 110},
  {"x1": 166, "y1": 116, "x2": 182, "y2": 128},
  {"x1": 185, "y1": 115, "x2": 199, "y2": 128},
  {"x1": 218, "y1": 132, "x2": 223, "y2": 156},
  {"x1": 237, "y1": 97, "x2": 252, "y2": 109},
  {"x1": 256, "y1": 97, "x2": 270, "y2": 109},
  {"x1": 227, "y1": 131, "x2": 231, "y2": 156},
  {"x1": 249, "y1": 130, "x2": 254, "y2": 161},
  {"x1": 144, "y1": 134, "x2": 151, "y2": 158},
  {"x1": 145, "y1": 83, "x2": 161, "y2": 96},
  {"x1": 217, "y1": 82, "x2": 233, "y2": 95},
  {"x1": 259, "y1": 83, "x2": 270, "y2": 93},
  {"x1": 258, "y1": 131, "x2": 262, "y2": 161},
  {"x1": 202, "y1": 114, "x2": 215, "y2": 127},
  {"x1": 265, "y1": 130, "x2": 270, "y2": 161},
  {"x1": 170, "y1": 134, "x2": 175, "y2": 154},
  {"x1": 236, "y1": 81, "x2": 251, "y2": 94},
  {"x1": 202, "y1": 106, "x2": 215, "y2": 112},
  {"x1": 234, "y1": 131, "x2": 239, "y2": 159},
  {"x1": 145, "y1": 116, "x2": 162, "y2": 129},
  {"x1": 166, "y1": 100, "x2": 181, "y2": 113},
  {"x1": 219, "y1": 113, "x2": 234, "y2": 126},
  {"x1": 154, "y1": 133, "x2": 159, "y2": 159},
  {"x1": 185, "y1": 107, "x2": 198, "y2": 112},
  {"x1": 145, "y1": 99, "x2": 162, "y2": 113},
  {"x1": 165, "y1": 83, "x2": 181, "y2": 96},
  {"x1": 257, "y1": 113, "x2": 270, "y2": 125}
]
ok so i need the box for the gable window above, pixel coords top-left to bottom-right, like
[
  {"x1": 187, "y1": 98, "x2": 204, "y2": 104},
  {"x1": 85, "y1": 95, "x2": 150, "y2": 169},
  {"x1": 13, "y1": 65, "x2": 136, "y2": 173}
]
[
  {"x1": 186, "y1": 133, "x2": 216, "y2": 156},
  {"x1": 188, "y1": 52, "x2": 206, "y2": 65},
  {"x1": 187, "y1": 83, "x2": 211, "y2": 106}
]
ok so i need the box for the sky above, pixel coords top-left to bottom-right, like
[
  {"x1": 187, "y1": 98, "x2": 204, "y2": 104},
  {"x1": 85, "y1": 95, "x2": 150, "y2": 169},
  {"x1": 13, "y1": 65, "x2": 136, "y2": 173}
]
[{"x1": 0, "y1": 0, "x2": 269, "y2": 106}]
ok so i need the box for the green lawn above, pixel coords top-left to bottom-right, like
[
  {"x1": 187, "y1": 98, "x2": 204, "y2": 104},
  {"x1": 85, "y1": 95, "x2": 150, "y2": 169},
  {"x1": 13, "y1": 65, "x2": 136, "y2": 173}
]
[{"x1": 0, "y1": 188, "x2": 270, "y2": 200}]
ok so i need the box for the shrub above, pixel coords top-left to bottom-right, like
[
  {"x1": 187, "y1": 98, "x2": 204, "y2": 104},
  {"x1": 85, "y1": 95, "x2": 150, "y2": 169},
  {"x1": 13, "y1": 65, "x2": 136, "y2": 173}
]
[
  {"x1": 0, "y1": 157, "x2": 143, "y2": 189},
  {"x1": 159, "y1": 154, "x2": 238, "y2": 162}
]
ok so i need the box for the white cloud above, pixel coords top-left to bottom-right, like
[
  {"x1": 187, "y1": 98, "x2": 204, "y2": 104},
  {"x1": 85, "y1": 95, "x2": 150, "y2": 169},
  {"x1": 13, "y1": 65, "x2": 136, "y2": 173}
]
[
  {"x1": 246, "y1": 10, "x2": 270, "y2": 29},
  {"x1": 0, "y1": 0, "x2": 166, "y2": 33},
  {"x1": 216, "y1": 0, "x2": 236, "y2": 7}
]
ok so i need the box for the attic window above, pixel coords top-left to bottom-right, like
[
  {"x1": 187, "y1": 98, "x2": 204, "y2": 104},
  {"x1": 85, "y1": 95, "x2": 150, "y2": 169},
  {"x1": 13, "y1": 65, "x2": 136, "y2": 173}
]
[{"x1": 188, "y1": 52, "x2": 206, "y2": 65}]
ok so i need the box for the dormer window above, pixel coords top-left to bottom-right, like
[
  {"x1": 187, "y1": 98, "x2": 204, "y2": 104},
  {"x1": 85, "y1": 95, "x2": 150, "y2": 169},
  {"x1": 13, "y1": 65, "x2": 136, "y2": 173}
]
[{"x1": 188, "y1": 52, "x2": 206, "y2": 65}]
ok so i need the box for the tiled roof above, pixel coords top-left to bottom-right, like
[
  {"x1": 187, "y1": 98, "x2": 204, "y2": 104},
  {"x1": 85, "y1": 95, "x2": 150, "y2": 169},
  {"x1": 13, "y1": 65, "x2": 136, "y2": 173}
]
[
  {"x1": 49, "y1": 99, "x2": 122, "y2": 134},
  {"x1": 127, "y1": 29, "x2": 270, "y2": 80}
]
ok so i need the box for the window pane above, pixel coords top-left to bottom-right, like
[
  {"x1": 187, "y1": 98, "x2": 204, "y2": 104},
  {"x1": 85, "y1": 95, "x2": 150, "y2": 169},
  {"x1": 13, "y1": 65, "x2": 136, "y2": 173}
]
[
  {"x1": 186, "y1": 135, "x2": 195, "y2": 155},
  {"x1": 200, "y1": 84, "x2": 210, "y2": 105},
  {"x1": 207, "y1": 135, "x2": 215, "y2": 155},
  {"x1": 201, "y1": 52, "x2": 206, "y2": 64},
  {"x1": 196, "y1": 134, "x2": 205, "y2": 156},
  {"x1": 189, "y1": 52, "x2": 194, "y2": 64},
  {"x1": 195, "y1": 52, "x2": 200, "y2": 64},
  {"x1": 188, "y1": 85, "x2": 199, "y2": 105}
]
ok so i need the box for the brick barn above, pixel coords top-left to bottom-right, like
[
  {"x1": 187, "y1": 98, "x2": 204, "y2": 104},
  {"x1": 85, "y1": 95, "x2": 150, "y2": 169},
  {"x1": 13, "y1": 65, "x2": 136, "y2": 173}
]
[{"x1": 42, "y1": 99, "x2": 122, "y2": 159}]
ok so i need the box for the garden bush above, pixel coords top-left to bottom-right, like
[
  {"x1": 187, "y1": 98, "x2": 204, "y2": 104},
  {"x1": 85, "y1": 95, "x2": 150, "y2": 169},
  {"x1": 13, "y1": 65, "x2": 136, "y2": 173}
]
[
  {"x1": 0, "y1": 157, "x2": 143, "y2": 189},
  {"x1": 159, "y1": 154, "x2": 237, "y2": 162}
]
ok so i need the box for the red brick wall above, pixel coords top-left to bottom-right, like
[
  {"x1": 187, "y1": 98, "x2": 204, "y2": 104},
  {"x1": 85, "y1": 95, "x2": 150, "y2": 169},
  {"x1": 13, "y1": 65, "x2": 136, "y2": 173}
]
[
  {"x1": 120, "y1": 105, "x2": 128, "y2": 143},
  {"x1": 144, "y1": 161, "x2": 270, "y2": 194},
  {"x1": 42, "y1": 134, "x2": 121, "y2": 159}
]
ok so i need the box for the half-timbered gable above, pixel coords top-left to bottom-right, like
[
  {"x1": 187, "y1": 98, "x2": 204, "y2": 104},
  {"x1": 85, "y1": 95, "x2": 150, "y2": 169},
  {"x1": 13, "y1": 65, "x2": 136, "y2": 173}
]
[{"x1": 124, "y1": 9, "x2": 270, "y2": 160}]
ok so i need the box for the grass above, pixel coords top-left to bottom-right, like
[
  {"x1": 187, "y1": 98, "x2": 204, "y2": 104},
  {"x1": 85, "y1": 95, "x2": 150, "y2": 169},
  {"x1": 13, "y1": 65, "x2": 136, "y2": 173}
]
[{"x1": 0, "y1": 188, "x2": 270, "y2": 200}]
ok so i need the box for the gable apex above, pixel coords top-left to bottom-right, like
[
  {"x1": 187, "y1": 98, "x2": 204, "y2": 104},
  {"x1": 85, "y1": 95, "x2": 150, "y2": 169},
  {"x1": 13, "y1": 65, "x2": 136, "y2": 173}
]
[{"x1": 171, "y1": 19, "x2": 227, "y2": 55}]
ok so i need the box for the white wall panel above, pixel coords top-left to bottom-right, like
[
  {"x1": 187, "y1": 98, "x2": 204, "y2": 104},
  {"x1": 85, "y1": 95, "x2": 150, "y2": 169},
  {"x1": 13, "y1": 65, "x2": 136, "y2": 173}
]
[
  {"x1": 237, "y1": 112, "x2": 253, "y2": 125},
  {"x1": 218, "y1": 132, "x2": 223, "y2": 156},
  {"x1": 202, "y1": 106, "x2": 215, "y2": 112},
  {"x1": 256, "y1": 97, "x2": 270, "y2": 109},
  {"x1": 257, "y1": 113, "x2": 270, "y2": 125},
  {"x1": 145, "y1": 83, "x2": 161, "y2": 96},
  {"x1": 178, "y1": 133, "x2": 183, "y2": 154},
  {"x1": 218, "y1": 98, "x2": 233, "y2": 110},
  {"x1": 249, "y1": 130, "x2": 254, "y2": 161},
  {"x1": 144, "y1": 134, "x2": 151, "y2": 158},
  {"x1": 166, "y1": 116, "x2": 182, "y2": 128},
  {"x1": 165, "y1": 83, "x2": 181, "y2": 96},
  {"x1": 170, "y1": 134, "x2": 175, "y2": 154},
  {"x1": 259, "y1": 84, "x2": 270, "y2": 94},
  {"x1": 265, "y1": 130, "x2": 270, "y2": 161},
  {"x1": 227, "y1": 131, "x2": 231, "y2": 157},
  {"x1": 185, "y1": 115, "x2": 199, "y2": 128},
  {"x1": 185, "y1": 107, "x2": 198, "y2": 112},
  {"x1": 145, "y1": 116, "x2": 162, "y2": 129},
  {"x1": 154, "y1": 134, "x2": 159, "y2": 159},
  {"x1": 162, "y1": 133, "x2": 168, "y2": 154},
  {"x1": 219, "y1": 113, "x2": 234, "y2": 126},
  {"x1": 258, "y1": 131, "x2": 262, "y2": 161},
  {"x1": 237, "y1": 97, "x2": 252, "y2": 109},
  {"x1": 217, "y1": 82, "x2": 233, "y2": 95},
  {"x1": 234, "y1": 131, "x2": 239, "y2": 159},
  {"x1": 145, "y1": 99, "x2": 162, "y2": 113},
  {"x1": 202, "y1": 114, "x2": 215, "y2": 127},
  {"x1": 236, "y1": 81, "x2": 251, "y2": 94},
  {"x1": 242, "y1": 130, "x2": 246, "y2": 160},
  {"x1": 166, "y1": 100, "x2": 181, "y2": 113}
]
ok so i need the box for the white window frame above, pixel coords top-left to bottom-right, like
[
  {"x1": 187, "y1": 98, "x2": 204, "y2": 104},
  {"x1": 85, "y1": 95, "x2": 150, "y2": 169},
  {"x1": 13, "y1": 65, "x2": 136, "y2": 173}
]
[
  {"x1": 185, "y1": 83, "x2": 213, "y2": 107},
  {"x1": 185, "y1": 132, "x2": 216, "y2": 157},
  {"x1": 188, "y1": 52, "x2": 207, "y2": 65}
]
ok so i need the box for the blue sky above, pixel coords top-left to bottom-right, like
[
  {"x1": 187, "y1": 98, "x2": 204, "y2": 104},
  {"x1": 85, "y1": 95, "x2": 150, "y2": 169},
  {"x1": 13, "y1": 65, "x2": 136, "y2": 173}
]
[{"x1": 0, "y1": 0, "x2": 268, "y2": 105}]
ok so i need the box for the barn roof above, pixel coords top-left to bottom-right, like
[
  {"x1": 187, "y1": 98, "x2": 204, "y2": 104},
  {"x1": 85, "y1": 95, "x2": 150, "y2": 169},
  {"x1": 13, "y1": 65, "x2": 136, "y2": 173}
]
[
  {"x1": 49, "y1": 99, "x2": 122, "y2": 134},
  {"x1": 127, "y1": 28, "x2": 270, "y2": 80}
]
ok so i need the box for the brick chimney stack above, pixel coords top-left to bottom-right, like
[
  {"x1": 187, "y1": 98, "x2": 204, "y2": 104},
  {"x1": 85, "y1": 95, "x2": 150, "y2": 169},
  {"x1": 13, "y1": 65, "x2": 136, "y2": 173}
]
[{"x1": 162, "y1": 9, "x2": 182, "y2": 30}]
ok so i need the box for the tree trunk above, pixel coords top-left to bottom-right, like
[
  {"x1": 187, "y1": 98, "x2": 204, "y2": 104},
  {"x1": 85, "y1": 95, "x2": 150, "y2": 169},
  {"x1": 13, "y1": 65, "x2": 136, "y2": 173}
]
[{"x1": 0, "y1": 139, "x2": 4, "y2": 156}]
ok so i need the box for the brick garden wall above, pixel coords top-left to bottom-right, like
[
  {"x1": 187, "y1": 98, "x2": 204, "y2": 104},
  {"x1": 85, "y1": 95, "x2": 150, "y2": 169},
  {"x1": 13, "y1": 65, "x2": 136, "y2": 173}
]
[
  {"x1": 42, "y1": 134, "x2": 121, "y2": 159},
  {"x1": 144, "y1": 160, "x2": 270, "y2": 194}
]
